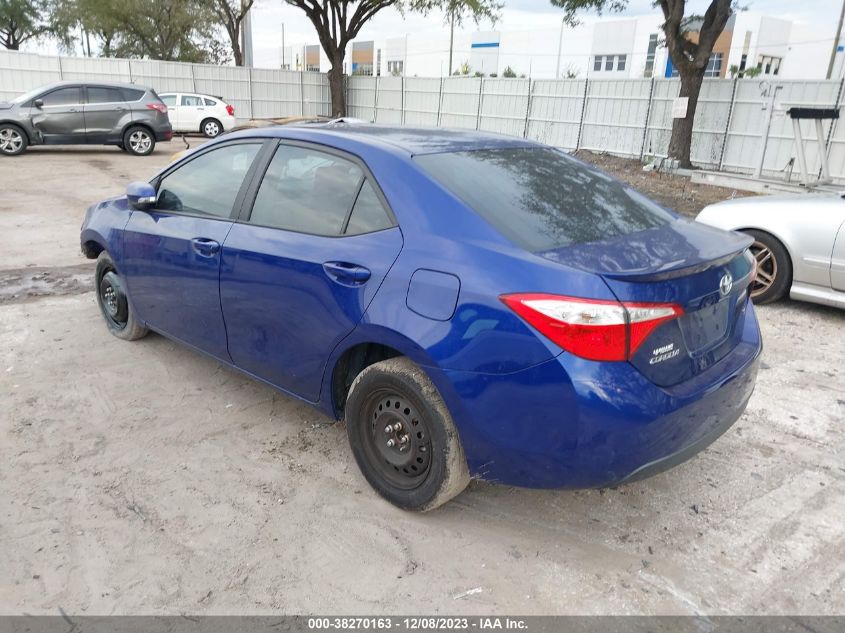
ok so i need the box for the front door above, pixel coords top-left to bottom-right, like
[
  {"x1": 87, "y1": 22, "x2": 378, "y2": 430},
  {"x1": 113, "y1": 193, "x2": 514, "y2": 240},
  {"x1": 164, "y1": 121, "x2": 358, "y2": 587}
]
[
  {"x1": 121, "y1": 141, "x2": 264, "y2": 361},
  {"x1": 83, "y1": 86, "x2": 129, "y2": 144},
  {"x1": 220, "y1": 142, "x2": 402, "y2": 401},
  {"x1": 31, "y1": 86, "x2": 86, "y2": 143}
]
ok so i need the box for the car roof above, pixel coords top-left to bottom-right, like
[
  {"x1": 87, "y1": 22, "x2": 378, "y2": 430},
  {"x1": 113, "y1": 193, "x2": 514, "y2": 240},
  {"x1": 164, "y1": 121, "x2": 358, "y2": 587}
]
[
  {"x1": 35, "y1": 80, "x2": 152, "y2": 92},
  {"x1": 230, "y1": 123, "x2": 540, "y2": 156}
]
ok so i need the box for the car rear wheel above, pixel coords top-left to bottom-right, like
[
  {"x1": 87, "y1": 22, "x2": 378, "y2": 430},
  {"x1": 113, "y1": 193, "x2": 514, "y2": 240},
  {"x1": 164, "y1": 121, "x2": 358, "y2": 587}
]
[
  {"x1": 0, "y1": 124, "x2": 27, "y2": 156},
  {"x1": 345, "y1": 357, "x2": 470, "y2": 511},
  {"x1": 201, "y1": 118, "x2": 222, "y2": 138},
  {"x1": 744, "y1": 229, "x2": 792, "y2": 304},
  {"x1": 95, "y1": 251, "x2": 148, "y2": 341},
  {"x1": 123, "y1": 126, "x2": 155, "y2": 156}
]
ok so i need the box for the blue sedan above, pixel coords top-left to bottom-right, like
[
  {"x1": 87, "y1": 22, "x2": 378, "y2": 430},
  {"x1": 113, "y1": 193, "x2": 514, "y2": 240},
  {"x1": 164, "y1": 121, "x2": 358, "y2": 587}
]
[{"x1": 80, "y1": 124, "x2": 762, "y2": 510}]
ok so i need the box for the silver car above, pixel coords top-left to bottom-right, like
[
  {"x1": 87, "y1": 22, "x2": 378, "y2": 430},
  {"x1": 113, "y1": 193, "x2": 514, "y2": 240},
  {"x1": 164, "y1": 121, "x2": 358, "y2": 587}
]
[
  {"x1": 697, "y1": 193, "x2": 845, "y2": 309},
  {"x1": 0, "y1": 81, "x2": 173, "y2": 157}
]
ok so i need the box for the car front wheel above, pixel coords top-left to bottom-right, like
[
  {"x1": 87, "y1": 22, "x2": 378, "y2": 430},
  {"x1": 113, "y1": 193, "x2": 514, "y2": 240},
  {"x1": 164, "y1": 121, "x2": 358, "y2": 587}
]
[
  {"x1": 0, "y1": 124, "x2": 27, "y2": 156},
  {"x1": 744, "y1": 229, "x2": 792, "y2": 304},
  {"x1": 95, "y1": 251, "x2": 148, "y2": 341},
  {"x1": 345, "y1": 357, "x2": 470, "y2": 511},
  {"x1": 123, "y1": 126, "x2": 155, "y2": 156}
]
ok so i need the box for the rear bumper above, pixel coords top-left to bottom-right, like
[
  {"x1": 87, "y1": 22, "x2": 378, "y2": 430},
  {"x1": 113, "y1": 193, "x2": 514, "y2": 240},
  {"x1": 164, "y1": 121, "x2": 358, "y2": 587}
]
[
  {"x1": 155, "y1": 125, "x2": 173, "y2": 142},
  {"x1": 438, "y1": 302, "x2": 762, "y2": 489}
]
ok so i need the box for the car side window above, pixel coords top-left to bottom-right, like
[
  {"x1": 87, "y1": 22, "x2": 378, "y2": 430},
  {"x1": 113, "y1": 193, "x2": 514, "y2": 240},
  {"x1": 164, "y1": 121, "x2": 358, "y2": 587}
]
[
  {"x1": 121, "y1": 87, "x2": 145, "y2": 101},
  {"x1": 249, "y1": 145, "x2": 363, "y2": 236},
  {"x1": 204, "y1": 98, "x2": 217, "y2": 106},
  {"x1": 160, "y1": 94, "x2": 177, "y2": 107},
  {"x1": 87, "y1": 87, "x2": 124, "y2": 104},
  {"x1": 156, "y1": 143, "x2": 261, "y2": 218},
  {"x1": 41, "y1": 88, "x2": 81, "y2": 106},
  {"x1": 344, "y1": 181, "x2": 393, "y2": 235},
  {"x1": 181, "y1": 95, "x2": 202, "y2": 106}
]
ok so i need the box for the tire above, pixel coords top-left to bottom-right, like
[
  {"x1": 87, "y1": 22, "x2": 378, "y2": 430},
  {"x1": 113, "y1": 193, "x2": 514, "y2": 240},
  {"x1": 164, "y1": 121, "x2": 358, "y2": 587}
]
[
  {"x1": 201, "y1": 118, "x2": 222, "y2": 138},
  {"x1": 0, "y1": 123, "x2": 27, "y2": 156},
  {"x1": 123, "y1": 125, "x2": 155, "y2": 156},
  {"x1": 744, "y1": 229, "x2": 792, "y2": 305},
  {"x1": 345, "y1": 357, "x2": 470, "y2": 511},
  {"x1": 95, "y1": 251, "x2": 148, "y2": 341}
]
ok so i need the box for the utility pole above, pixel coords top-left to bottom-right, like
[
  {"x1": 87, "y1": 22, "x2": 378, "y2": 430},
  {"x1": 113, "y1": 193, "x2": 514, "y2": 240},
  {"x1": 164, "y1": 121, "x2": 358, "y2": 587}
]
[
  {"x1": 828, "y1": 0, "x2": 845, "y2": 79},
  {"x1": 555, "y1": 17, "x2": 564, "y2": 79},
  {"x1": 281, "y1": 23, "x2": 286, "y2": 68},
  {"x1": 448, "y1": 6, "x2": 455, "y2": 76}
]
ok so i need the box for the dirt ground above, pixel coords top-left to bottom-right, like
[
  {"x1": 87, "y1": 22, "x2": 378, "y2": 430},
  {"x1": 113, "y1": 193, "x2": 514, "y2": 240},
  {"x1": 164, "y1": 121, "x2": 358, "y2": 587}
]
[
  {"x1": 575, "y1": 150, "x2": 753, "y2": 217},
  {"x1": 0, "y1": 143, "x2": 843, "y2": 616}
]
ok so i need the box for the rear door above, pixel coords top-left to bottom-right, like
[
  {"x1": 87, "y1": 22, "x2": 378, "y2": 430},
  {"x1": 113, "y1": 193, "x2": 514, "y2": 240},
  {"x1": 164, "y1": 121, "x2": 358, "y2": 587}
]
[
  {"x1": 220, "y1": 141, "x2": 402, "y2": 401},
  {"x1": 121, "y1": 140, "x2": 265, "y2": 361},
  {"x1": 83, "y1": 86, "x2": 129, "y2": 144},
  {"x1": 159, "y1": 93, "x2": 179, "y2": 129},
  {"x1": 31, "y1": 86, "x2": 85, "y2": 143}
]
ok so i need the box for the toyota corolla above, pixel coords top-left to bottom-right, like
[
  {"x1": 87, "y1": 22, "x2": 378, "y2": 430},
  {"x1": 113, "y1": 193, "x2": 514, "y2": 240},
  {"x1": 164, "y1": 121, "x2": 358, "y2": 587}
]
[{"x1": 80, "y1": 124, "x2": 762, "y2": 510}]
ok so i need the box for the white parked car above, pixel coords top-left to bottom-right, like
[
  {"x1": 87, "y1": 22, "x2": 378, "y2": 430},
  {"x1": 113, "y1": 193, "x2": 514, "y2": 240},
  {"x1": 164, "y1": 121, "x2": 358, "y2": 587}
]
[
  {"x1": 158, "y1": 92, "x2": 236, "y2": 138},
  {"x1": 697, "y1": 193, "x2": 845, "y2": 309}
]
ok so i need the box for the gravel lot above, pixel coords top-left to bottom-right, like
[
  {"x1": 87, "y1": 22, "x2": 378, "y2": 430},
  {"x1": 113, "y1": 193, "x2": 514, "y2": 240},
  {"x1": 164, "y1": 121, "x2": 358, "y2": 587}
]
[{"x1": 0, "y1": 143, "x2": 843, "y2": 616}]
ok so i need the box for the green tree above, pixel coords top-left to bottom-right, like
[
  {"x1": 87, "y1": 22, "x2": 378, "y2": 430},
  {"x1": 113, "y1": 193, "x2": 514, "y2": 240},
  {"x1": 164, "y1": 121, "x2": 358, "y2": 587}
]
[
  {"x1": 284, "y1": 0, "x2": 500, "y2": 116},
  {"x1": 502, "y1": 65, "x2": 516, "y2": 78},
  {"x1": 550, "y1": 0, "x2": 735, "y2": 168},
  {"x1": 0, "y1": 0, "x2": 50, "y2": 49}
]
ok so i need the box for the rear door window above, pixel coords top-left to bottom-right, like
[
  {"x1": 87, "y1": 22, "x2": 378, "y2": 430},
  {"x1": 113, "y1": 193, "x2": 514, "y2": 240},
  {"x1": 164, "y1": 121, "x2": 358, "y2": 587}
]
[
  {"x1": 121, "y1": 87, "x2": 146, "y2": 101},
  {"x1": 86, "y1": 87, "x2": 124, "y2": 104},
  {"x1": 344, "y1": 181, "x2": 392, "y2": 235},
  {"x1": 181, "y1": 95, "x2": 203, "y2": 106},
  {"x1": 156, "y1": 143, "x2": 261, "y2": 218},
  {"x1": 248, "y1": 145, "x2": 363, "y2": 236},
  {"x1": 415, "y1": 148, "x2": 673, "y2": 251}
]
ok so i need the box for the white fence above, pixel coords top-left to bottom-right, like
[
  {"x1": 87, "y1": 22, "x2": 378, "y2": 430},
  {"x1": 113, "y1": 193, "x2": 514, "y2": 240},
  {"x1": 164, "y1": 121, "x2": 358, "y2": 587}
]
[
  {"x1": 2, "y1": 49, "x2": 844, "y2": 182},
  {"x1": 348, "y1": 75, "x2": 845, "y2": 183},
  {"x1": 0, "y1": 50, "x2": 331, "y2": 120}
]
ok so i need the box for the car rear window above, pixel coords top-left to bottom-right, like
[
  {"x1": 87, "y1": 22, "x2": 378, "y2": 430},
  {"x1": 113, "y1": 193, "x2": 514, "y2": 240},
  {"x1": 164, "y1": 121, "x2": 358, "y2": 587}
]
[{"x1": 415, "y1": 148, "x2": 673, "y2": 251}]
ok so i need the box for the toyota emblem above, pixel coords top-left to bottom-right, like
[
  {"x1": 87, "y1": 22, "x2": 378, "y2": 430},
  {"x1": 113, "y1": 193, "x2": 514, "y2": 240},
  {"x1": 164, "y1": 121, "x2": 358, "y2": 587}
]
[{"x1": 719, "y1": 272, "x2": 733, "y2": 297}]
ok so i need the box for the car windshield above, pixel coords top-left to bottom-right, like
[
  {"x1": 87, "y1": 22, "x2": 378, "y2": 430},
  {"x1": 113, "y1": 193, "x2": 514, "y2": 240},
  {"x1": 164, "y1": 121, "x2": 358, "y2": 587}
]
[
  {"x1": 415, "y1": 147, "x2": 674, "y2": 251},
  {"x1": 12, "y1": 86, "x2": 49, "y2": 104}
]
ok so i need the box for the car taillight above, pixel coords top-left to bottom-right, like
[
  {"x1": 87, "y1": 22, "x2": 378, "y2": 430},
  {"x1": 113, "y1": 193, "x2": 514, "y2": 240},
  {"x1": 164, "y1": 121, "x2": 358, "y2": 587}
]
[
  {"x1": 226, "y1": 104, "x2": 235, "y2": 116},
  {"x1": 500, "y1": 293, "x2": 683, "y2": 362},
  {"x1": 147, "y1": 103, "x2": 167, "y2": 114}
]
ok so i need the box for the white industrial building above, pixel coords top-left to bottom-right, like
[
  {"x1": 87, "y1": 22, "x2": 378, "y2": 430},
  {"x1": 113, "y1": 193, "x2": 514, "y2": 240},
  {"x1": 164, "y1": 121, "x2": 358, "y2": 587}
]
[{"x1": 293, "y1": 12, "x2": 838, "y2": 81}]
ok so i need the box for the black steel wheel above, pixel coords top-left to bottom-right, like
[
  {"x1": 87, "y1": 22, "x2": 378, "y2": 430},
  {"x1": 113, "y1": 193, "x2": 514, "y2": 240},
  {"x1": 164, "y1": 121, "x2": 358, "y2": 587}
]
[
  {"x1": 363, "y1": 391, "x2": 432, "y2": 490},
  {"x1": 744, "y1": 229, "x2": 792, "y2": 304},
  {"x1": 95, "y1": 251, "x2": 148, "y2": 341},
  {"x1": 345, "y1": 357, "x2": 470, "y2": 511}
]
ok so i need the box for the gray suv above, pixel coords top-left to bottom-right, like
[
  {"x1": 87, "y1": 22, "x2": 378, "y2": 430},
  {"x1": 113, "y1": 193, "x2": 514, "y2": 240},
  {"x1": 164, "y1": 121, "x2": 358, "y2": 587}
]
[{"x1": 0, "y1": 81, "x2": 172, "y2": 157}]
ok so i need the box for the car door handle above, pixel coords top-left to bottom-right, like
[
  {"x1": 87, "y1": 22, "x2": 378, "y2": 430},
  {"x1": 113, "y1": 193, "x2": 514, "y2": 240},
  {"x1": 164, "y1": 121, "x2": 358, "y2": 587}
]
[
  {"x1": 69, "y1": 107, "x2": 79, "y2": 112},
  {"x1": 191, "y1": 237, "x2": 220, "y2": 257},
  {"x1": 323, "y1": 261, "x2": 371, "y2": 285}
]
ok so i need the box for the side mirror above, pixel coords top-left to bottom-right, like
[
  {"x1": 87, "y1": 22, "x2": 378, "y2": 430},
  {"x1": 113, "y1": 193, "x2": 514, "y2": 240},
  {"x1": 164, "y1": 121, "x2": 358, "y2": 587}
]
[
  {"x1": 33, "y1": 98, "x2": 43, "y2": 108},
  {"x1": 126, "y1": 181, "x2": 157, "y2": 210}
]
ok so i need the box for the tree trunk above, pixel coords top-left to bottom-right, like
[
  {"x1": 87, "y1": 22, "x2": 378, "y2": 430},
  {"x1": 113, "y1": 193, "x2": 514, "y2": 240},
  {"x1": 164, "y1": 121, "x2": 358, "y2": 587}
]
[
  {"x1": 328, "y1": 58, "x2": 346, "y2": 117},
  {"x1": 667, "y1": 68, "x2": 706, "y2": 169}
]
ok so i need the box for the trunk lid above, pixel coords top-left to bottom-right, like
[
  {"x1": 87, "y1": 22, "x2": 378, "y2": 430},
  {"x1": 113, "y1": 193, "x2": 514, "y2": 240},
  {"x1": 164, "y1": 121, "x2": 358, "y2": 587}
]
[{"x1": 538, "y1": 219, "x2": 755, "y2": 386}]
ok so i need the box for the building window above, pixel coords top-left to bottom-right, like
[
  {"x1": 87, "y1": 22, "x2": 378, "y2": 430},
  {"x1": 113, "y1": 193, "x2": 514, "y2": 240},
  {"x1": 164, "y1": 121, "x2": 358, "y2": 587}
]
[
  {"x1": 704, "y1": 52, "x2": 723, "y2": 77},
  {"x1": 757, "y1": 55, "x2": 782, "y2": 75},
  {"x1": 352, "y1": 63, "x2": 373, "y2": 76},
  {"x1": 669, "y1": 52, "x2": 722, "y2": 78},
  {"x1": 616, "y1": 54, "x2": 627, "y2": 71},
  {"x1": 387, "y1": 60, "x2": 404, "y2": 76},
  {"x1": 376, "y1": 49, "x2": 381, "y2": 76},
  {"x1": 604, "y1": 56, "x2": 614, "y2": 71},
  {"x1": 644, "y1": 34, "x2": 658, "y2": 77},
  {"x1": 739, "y1": 53, "x2": 747, "y2": 71},
  {"x1": 593, "y1": 56, "x2": 602, "y2": 71}
]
